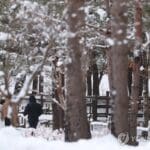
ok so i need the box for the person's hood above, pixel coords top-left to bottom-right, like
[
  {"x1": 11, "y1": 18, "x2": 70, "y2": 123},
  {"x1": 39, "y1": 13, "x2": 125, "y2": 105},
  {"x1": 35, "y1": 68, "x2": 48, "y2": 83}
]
[{"x1": 29, "y1": 95, "x2": 36, "y2": 103}]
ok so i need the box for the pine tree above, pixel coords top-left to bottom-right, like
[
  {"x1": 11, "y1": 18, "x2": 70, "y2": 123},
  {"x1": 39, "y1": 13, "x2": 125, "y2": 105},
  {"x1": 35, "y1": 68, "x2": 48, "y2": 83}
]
[
  {"x1": 111, "y1": 0, "x2": 130, "y2": 143},
  {"x1": 64, "y1": 0, "x2": 91, "y2": 141}
]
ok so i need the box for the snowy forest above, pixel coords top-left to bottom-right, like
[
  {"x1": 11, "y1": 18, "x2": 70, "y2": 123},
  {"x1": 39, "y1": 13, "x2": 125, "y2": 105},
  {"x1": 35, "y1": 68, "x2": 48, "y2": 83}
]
[{"x1": 0, "y1": 0, "x2": 150, "y2": 149}]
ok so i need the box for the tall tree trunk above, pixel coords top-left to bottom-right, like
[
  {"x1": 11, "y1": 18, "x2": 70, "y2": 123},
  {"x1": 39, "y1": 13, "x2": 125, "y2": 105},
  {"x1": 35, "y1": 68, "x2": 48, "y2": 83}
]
[
  {"x1": 142, "y1": 51, "x2": 149, "y2": 138},
  {"x1": 105, "y1": 0, "x2": 112, "y2": 93},
  {"x1": 128, "y1": 63, "x2": 133, "y2": 96},
  {"x1": 105, "y1": 0, "x2": 115, "y2": 133},
  {"x1": 11, "y1": 102, "x2": 19, "y2": 127},
  {"x1": 1, "y1": 98, "x2": 10, "y2": 122},
  {"x1": 1, "y1": 97, "x2": 18, "y2": 127},
  {"x1": 129, "y1": 0, "x2": 142, "y2": 145},
  {"x1": 52, "y1": 92, "x2": 64, "y2": 130},
  {"x1": 86, "y1": 69, "x2": 92, "y2": 96},
  {"x1": 65, "y1": 0, "x2": 91, "y2": 141},
  {"x1": 52, "y1": 60, "x2": 65, "y2": 130},
  {"x1": 111, "y1": 0, "x2": 130, "y2": 143},
  {"x1": 129, "y1": 62, "x2": 140, "y2": 145},
  {"x1": 92, "y1": 62, "x2": 99, "y2": 121},
  {"x1": 52, "y1": 77, "x2": 64, "y2": 130},
  {"x1": 92, "y1": 63, "x2": 99, "y2": 96}
]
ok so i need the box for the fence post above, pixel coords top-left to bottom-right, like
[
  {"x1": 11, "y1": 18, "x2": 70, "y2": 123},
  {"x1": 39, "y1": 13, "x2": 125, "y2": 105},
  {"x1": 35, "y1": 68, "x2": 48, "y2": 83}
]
[
  {"x1": 106, "y1": 91, "x2": 110, "y2": 117},
  {"x1": 92, "y1": 96, "x2": 97, "y2": 121},
  {"x1": 40, "y1": 94, "x2": 44, "y2": 107}
]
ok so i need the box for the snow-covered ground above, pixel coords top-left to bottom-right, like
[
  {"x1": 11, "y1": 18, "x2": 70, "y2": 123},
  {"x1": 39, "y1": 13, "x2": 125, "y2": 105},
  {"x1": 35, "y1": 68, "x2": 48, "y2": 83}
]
[
  {"x1": 0, "y1": 73, "x2": 149, "y2": 150},
  {"x1": 0, "y1": 126, "x2": 150, "y2": 150}
]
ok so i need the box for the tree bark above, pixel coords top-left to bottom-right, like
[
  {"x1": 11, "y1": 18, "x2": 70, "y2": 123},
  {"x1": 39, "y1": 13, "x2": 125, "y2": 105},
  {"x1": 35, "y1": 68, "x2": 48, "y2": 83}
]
[
  {"x1": 142, "y1": 51, "x2": 149, "y2": 138},
  {"x1": 111, "y1": 0, "x2": 130, "y2": 141},
  {"x1": 105, "y1": 0, "x2": 114, "y2": 134},
  {"x1": 53, "y1": 72, "x2": 64, "y2": 130},
  {"x1": 92, "y1": 63, "x2": 99, "y2": 96},
  {"x1": 11, "y1": 102, "x2": 19, "y2": 127},
  {"x1": 1, "y1": 97, "x2": 19, "y2": 127},
  {"x1": 52, "y1": 60, "x2": 65, "y2": 130},
  {"x1": 52, "y1": 96, "x2": 64, "y2": 130},
  {"x1": 86, "y1": 69, "x2": 92, "y2": 96},
  {"x1": 65, "y1": 0, "x2": 91, "y2": 141},
  {"x1": 129, "y1": 0, "x2": 142, "y2": 145},
  {"x1": 129, "y1": 63, "x2": 140, "y2": 145}
]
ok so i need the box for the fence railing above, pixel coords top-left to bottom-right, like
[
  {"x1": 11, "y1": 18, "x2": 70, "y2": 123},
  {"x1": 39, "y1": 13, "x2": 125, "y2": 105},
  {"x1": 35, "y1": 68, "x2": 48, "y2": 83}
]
[
  {"x1": 16, "y1": 94, "x2": 150, "y2": 127},
  {"x1": 86, "y1": 95, "x2": 150, "y2": 122}
]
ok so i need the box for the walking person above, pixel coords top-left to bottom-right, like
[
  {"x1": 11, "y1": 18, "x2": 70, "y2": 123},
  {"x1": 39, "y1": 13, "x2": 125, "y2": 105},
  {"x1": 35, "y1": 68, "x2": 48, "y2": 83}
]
[{"x1": 24, "y1": 95, "x2": 42, "y2": 128}]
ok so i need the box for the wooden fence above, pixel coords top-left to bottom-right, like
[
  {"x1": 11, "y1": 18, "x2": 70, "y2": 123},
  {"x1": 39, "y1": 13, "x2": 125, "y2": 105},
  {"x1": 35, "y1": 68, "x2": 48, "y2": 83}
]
[
  {"x1": 16, "y1": 94, "x2": 150, "y2": 127},
  {"x1": 86, "y1": 93, "x2": 111, "y2": 121},
  {"x1": 86, "y1": 94, "x2": 150, "y2": 122}
]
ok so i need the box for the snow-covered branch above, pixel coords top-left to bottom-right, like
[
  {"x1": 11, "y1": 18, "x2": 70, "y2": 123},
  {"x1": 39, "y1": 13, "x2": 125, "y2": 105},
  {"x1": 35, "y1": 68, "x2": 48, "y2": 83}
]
[
  {"x1": 12, "y1": 46, "x2": 49, "y2": 103},
  {"x1": 0, "y1": 88, "x2": 8, "y2": 97},
  {"x1": 142, "y1": 32, "x2": 150, "y2": 49},
  {"x1": 93, "y1": 44, "x2": 110, "y2": 49},
  {"x1": 85, "y1": 23, "x2": 108, "y2": 36}
]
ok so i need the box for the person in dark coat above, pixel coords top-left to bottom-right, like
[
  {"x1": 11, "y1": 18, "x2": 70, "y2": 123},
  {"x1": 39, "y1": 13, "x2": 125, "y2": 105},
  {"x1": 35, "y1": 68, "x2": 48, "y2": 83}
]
[{"x1": 24, "y1": 95, "x2": 42, "y2": 128}]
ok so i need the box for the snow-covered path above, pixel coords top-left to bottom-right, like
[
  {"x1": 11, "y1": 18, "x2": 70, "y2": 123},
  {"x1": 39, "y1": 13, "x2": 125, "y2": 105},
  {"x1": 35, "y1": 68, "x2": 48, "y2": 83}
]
[{"x1": 0, "y1": 127, "x2": 150, "y2": 150}]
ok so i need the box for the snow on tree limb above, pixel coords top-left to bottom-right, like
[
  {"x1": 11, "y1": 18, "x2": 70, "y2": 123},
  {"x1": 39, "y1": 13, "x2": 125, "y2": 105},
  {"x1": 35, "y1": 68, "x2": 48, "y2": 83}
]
[
  {"x1": 12, "y1": 45, "x2": 49, "y2": 103},
  {"x1": 142, "y1": 32, "x2": 150, "y2": 49}
]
